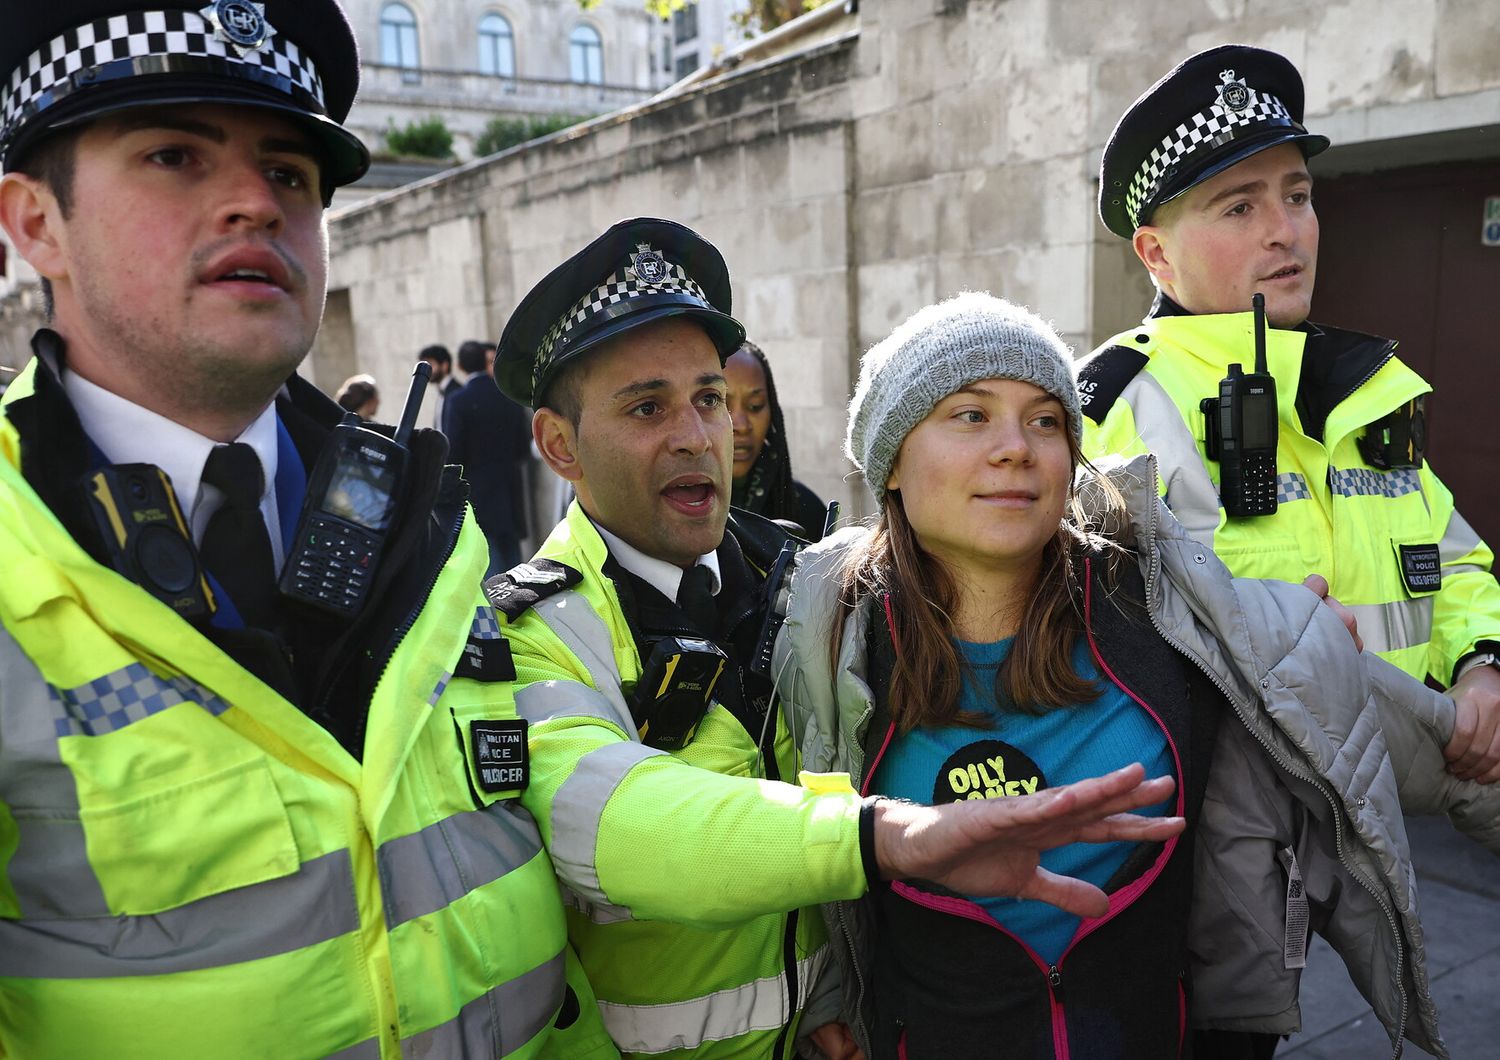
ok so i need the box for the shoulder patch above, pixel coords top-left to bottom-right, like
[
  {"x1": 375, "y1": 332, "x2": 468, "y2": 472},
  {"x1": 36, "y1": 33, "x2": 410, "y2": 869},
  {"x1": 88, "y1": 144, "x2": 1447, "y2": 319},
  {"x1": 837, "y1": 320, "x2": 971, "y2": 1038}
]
[
  {"x1": 1077, "y1": 345, "x2": 1150, "y2": 424},
  {"x1": 483, "y1": 559, "x2": 583, "y2": 620}
]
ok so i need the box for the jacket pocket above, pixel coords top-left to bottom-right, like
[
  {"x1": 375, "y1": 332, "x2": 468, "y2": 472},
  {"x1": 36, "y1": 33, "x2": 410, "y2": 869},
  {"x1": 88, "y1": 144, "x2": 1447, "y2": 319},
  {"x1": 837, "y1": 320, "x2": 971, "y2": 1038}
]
[{"x1": 79, "y1": 758, "x2": 299, "y2": 916}]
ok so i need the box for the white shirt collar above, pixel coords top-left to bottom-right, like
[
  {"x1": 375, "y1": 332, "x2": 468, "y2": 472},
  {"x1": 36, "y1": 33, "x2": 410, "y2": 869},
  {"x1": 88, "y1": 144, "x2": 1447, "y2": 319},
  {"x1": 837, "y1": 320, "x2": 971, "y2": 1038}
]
[
  {"x1": 63, "y1": 369, "x2": 284, "y2": 565},
  {"x1": 591, "y1": 518, "x2": 721, "y2": 603}
]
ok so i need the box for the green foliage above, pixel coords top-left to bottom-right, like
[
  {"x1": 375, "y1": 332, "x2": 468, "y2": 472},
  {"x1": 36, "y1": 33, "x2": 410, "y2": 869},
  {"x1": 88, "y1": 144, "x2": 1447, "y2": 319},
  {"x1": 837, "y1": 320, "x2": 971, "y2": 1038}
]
[
  {"x1": 475, "y1": 113, "x2": 593, "y2": 157},
  {"x1": 730, "y1": 0, "x2": 832, "y2": 36},
  {"x1": 384, "y1": 116, "x2": 455, "y2": 160}
]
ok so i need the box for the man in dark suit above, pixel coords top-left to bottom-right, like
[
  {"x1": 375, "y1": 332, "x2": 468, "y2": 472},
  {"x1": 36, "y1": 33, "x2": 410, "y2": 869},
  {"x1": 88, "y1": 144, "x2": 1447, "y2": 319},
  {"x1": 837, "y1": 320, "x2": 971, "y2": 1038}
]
[
  {"x1": 418, "y1": 344, "x2": 460, "y2": 434},
  {"x1": 446, "y1": 339, "x2": 530, "y2": 575}
]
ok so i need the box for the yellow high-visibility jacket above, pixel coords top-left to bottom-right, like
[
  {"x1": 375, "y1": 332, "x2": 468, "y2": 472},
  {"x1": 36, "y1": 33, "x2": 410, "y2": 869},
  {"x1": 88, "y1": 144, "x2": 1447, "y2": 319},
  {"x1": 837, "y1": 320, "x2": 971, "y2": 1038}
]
[
  {"x1": 1079, "y1": 310, "x2": 1500, "y2": 685},
  {"x1": 0, "y1": 355, "x2": 614, "y2": 1059},
  {"x1": 492, "y1": 503, "x2": 867, "y2": 1059}
]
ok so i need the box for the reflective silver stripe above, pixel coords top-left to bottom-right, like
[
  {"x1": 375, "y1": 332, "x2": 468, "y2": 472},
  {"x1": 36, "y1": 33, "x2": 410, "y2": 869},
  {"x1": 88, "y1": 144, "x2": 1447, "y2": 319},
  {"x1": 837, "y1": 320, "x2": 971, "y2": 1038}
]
[
  {"x1": 532, "y1": 592, "x2": 636, "y2": 731},
  {"x1": 379, "y1": 802, "x2": 544, "y2": 929},
  {"x1": 9, "y1": 813, "x2": 109, "y2": 918},
  {"x1": 562, "y1": 883, "x2": 635, "y2": 925},
  {"x1": 1348, "y1": 597, "x2": 1435, "y2": 656},
  {"x1": 550, "y1": 741, "x2": 666, "y2": 907},
  {"x1": 402, "y1": 950, "x2": 566, "y2": 1058},
  {"x1": 1329, "y1": 466, "x2": 1422, "y2": 500},
  {"x1": 598, "y1": 950, "x2": 827, "y2": 1054},
  {"x1": 0, "y1": 849, "x2": 359, "y2": 979},
  {"x1": 1439, "y1": 510, "x2": 1484, "y2": 564},
  {"x1": 0, "y1": 630, "x2": 109, "y2": 917},
  {"x1": 324, "y1": 1038, "x2": 382, "y2": 1059},
  {"x1": 515, "y1": 680, "x2": 629, "y2": 728},
  {"x1": 1123, "y1": 372, "x2": 1222, "y2": 544}
]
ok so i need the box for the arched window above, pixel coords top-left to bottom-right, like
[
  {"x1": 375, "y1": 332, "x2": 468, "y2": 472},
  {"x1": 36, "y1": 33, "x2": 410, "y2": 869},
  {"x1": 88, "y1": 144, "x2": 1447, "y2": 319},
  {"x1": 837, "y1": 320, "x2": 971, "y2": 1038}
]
[
  {"x1": 379, "y1": 3, "x2": 420, "y2": 78},
  {"x1": 478, "y1": 13, "x2": 515, "y2": 78},
  {"x1": 568, "y1": 24, "x2": 603, "y2": 86}
]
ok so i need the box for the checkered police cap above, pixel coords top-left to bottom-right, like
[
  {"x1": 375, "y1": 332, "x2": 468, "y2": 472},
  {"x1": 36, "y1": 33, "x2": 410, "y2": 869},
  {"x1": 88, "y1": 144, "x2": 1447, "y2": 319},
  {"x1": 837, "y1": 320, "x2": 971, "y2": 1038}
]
[
  {"x1": 496, "y1": 218, "x2": 746, "y2": 408},
  {"x1": 0, "y1": 1, "x2": 368, "y2": 191},
  {"x1": 1099, "y1": 45, "x2": 1329, "y2": 239}
]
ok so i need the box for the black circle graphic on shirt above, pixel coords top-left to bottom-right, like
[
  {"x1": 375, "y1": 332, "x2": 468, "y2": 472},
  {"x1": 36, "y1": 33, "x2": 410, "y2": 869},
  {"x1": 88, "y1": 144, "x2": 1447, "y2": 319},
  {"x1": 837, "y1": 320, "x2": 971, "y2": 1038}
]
[{"x1": 934, "y1": 739, "x2": 1048, "y2": 804}]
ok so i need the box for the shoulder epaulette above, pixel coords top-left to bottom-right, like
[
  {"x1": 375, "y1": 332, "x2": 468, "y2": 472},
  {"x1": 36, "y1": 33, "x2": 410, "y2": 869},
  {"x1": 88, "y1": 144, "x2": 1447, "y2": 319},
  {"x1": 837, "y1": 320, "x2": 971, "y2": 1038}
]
[
  {"x1": 1077, "y1": 343, "x2": 1150, "y2": 424},
  {"x1": 483, "y1": 559, "x2": 583, "y2": 621},
  {"x1": 726, "y1": 507, "x2": 807, "y2": 573}
]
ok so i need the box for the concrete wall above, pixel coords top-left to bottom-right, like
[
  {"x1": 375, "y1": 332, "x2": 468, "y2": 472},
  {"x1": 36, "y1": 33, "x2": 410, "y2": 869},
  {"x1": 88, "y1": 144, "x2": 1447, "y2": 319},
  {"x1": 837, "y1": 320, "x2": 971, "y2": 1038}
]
[{"x1": 317, "y1": 35, "x2": 861, "y2": 508}]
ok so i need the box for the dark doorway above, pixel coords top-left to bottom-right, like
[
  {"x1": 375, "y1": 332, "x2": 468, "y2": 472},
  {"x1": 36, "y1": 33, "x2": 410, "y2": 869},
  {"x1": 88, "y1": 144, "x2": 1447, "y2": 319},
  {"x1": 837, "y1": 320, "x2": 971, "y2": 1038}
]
[{"x1": 1314, "y1": 159, "x2": 1500, "y2": 549}]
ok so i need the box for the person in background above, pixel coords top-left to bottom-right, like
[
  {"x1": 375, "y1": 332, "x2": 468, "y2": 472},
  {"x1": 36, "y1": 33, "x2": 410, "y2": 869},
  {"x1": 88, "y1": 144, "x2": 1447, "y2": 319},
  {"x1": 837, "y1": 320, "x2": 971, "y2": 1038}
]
[
  {"x1": 418, "y1": 343, "x2": 459, "y2": 433},
  {"x1": 335, "y1": 372, "x2": 379, "y2": 420},
  {"x1": 779, "y1": 293, "x2": 1500, "y2": 1060},
  {"x1": 725, "y1": 340, "x2": 828, "y2": 539},
  {"x1": 446, "y1": 339, "x2": 531, "y2": 575}
]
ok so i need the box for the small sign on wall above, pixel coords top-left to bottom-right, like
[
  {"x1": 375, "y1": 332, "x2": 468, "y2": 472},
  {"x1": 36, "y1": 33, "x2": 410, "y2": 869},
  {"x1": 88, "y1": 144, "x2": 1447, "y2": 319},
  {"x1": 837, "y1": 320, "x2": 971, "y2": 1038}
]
[{"x1": 1485, "y1": 196, "x2": 1500, "y2": 246}]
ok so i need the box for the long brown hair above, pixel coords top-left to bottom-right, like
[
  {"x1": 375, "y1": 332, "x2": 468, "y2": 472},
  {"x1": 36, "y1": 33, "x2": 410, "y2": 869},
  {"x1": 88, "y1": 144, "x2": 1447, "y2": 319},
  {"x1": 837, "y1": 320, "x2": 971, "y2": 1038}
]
[{"x1": 833, "y1": 431, "x2": 1123, "y2": 731}]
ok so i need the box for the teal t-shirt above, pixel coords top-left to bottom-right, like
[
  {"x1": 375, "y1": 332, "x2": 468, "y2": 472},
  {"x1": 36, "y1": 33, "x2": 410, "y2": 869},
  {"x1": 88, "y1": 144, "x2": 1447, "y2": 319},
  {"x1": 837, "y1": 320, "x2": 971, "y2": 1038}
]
[{"x1": 870, "y1": 635, "x2": 1174, "y2": 964}]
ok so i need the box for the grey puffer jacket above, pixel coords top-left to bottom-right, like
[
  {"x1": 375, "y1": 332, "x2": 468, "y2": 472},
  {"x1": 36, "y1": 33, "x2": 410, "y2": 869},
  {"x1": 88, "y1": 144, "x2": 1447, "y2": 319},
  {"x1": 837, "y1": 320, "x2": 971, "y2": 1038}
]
[{"x1": 776, "y1": 454, "x2": 1500, "y2": 1059}]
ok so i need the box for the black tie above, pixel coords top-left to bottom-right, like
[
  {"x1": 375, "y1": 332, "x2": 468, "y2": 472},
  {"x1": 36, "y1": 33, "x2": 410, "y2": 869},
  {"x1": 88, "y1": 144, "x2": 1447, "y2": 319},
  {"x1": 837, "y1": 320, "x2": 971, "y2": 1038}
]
[
  {"x1": 677, "y1": 563, "x2": 719, "y2": 638},
  {"x1": 200, "y1": 443, "x2": 277, "y2": 628}
]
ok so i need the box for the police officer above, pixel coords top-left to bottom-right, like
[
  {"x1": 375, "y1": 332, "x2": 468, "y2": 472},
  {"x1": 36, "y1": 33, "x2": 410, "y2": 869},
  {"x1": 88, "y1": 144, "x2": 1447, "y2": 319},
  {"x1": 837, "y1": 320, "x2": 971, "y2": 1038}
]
[
  {"x1": 0, "y1": 3, "x2": 615, "y2": 1055},
  {"x1": 1082, "y1": 45, "x2": 1500, "y2": 779},
  {"x1": 487, "y1": 217, "x2": 1186, "y2": 1058},
  {"x1": 1080, "y1": 44, "x2": 1500, "y2": 1059}
]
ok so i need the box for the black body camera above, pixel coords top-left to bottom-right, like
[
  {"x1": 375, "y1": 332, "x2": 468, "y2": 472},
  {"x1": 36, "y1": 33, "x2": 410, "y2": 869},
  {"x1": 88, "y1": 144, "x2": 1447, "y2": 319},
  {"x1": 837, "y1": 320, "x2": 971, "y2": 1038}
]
[
  {"x1": 1200, "y1": 293, "x2": 1279, "y2": 517},
  {"x1": 1358, "y1": 396, "x2": 1426, "y2": 471},
  {"x1": 84, "y1": 464, "x2": 215, "y2": 618},
  {"x1": 278, "y1": 362, "x2": 430, "y2": 616},
  {"x1": 630, "y1": 636, "x2": 729, "y2": 751}
]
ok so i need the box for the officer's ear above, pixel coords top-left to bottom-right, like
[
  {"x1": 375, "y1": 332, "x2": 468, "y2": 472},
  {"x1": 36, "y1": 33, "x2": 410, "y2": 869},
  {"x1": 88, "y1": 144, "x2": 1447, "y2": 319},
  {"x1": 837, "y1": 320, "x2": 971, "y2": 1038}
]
[
  {"x1": 534, "y1": 406, "x2": 584, "y2": 484},
  {"x1": 0, "y1": 172, "x2": 68, "y2": 283},
  {"x1": 1132, "y1": 224, "x2": 1176, "y2": 288}
]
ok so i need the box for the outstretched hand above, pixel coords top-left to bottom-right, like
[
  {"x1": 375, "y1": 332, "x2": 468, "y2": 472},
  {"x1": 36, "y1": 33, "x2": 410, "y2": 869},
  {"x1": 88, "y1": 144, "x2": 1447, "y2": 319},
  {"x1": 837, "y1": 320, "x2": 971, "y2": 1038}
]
[{"x1": 872, "y1": 763, "x2": 1182, "y2": 918}]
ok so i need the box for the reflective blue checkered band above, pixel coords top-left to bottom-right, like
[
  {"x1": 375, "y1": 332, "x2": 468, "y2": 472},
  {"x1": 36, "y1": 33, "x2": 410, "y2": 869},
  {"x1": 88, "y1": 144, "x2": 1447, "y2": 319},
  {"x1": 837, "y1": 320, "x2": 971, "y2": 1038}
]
[
  {"x1": 1126, "y1": 85, "x2": 1294, "y2": 227},
  {"x1": 1275, "y1": 472, "x2": 1312, "y2": 503},
  {"x1": 471, "y1": 606, "x2": 502, "y2": 640},
  {"x1": 1330, "y1": 467, "x2": 1423, "y2": 500},
  {"x1": 427, "y1": 671, "x2": 453, "y2": 707},
  {"x1": 532, "y1": 257, "x2": 712, "y2": 399},
  {"x1": 1, "y1": 9, "x2": 325, "y2": 142},
  {"x1": 51, "y1": 662, "x2": 232, "y2": 738}
]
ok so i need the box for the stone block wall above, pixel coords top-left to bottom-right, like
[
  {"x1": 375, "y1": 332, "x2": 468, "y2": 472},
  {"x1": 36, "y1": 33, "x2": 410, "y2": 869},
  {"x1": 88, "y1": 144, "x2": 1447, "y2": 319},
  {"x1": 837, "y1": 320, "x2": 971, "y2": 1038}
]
[{"x1": 320, "y1": 0, "x2": 1499, "y2": 515}]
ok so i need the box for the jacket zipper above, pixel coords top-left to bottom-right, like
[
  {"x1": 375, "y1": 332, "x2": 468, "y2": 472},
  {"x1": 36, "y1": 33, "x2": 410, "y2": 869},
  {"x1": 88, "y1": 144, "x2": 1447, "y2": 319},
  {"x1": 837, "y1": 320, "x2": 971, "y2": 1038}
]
[
  {"x1": 343, "y1": 505, "x2": 467, "y2": 752},
  {"x1": 891, "y1": 882, "x2": 1075, "y2": 1059},
  {"x1": 1136, "y1": 457, "x2": 1409, "y2": 1057}
]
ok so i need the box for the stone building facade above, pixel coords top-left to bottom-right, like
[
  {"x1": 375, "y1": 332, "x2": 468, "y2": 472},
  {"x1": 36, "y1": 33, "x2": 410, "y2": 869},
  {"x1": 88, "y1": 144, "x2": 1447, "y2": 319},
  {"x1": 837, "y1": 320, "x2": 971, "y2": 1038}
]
[{"x1": 312, "y1": 0, "x2": 1500, "y2": 527}]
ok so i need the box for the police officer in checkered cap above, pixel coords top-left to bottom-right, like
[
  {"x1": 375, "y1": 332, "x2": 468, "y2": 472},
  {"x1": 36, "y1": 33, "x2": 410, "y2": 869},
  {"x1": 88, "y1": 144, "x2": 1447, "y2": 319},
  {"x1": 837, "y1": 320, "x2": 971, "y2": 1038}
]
[
  {"x1": 1079, "y1": 44, "x2": 1500, "y2": 1057},
  {"x1": 0, "y1": 6, "x2": 621, "y2": 1054}
]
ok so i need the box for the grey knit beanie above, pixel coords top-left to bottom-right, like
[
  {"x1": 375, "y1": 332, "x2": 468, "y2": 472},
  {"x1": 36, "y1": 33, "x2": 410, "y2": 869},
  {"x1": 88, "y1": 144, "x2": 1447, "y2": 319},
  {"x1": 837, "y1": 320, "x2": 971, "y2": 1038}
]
[{"x1": 845, "y1": 292, "x2": 1082, "y2": 508}]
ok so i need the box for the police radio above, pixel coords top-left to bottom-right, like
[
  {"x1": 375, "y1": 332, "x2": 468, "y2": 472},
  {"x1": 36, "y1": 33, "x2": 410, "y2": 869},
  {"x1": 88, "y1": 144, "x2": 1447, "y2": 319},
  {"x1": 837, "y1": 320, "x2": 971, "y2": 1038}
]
[
  {"x1": 278, "y1": 362, "x2": 430, "y2": 616},
  {"x1": 629, "y1": 636, "x2": 729, "y2": 751},
  {"x1": 1201, "y1": 293, "x2": 1279, "y2": 516},
  {"x1": 84, "y1": 464, "x2": 215, "y2": 618}
]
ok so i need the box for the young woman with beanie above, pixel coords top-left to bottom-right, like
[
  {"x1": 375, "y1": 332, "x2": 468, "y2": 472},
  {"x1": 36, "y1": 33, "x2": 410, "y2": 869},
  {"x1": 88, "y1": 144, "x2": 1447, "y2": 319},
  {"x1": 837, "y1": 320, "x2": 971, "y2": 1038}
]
[
  {"x1": 725, "y1": 340, "x2": 830, "y2": 538},
  {"x1": 780, "y1": 293, "x2": 1500, "y2": 1060}
]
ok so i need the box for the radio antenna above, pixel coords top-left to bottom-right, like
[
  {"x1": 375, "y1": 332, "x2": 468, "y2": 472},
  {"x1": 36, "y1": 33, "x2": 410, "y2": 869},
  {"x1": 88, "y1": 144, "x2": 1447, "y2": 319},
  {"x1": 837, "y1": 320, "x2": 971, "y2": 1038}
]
[
  {"x1": 393, "y1": 361, "x2": 432, "y2": 450},
  {"x1": 1252, "y1": 292, "x2": 1268, "y2": 375}
]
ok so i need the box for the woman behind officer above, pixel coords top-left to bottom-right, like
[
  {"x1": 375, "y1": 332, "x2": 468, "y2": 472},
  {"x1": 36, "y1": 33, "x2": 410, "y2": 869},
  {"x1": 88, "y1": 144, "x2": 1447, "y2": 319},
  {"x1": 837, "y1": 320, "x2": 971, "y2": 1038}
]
[
  {"x1": 724, "y1": 340, "x2": 828, "y2": 538},
  {"x1": 779, "y1": 294, "x2": 1499, "y2": 1060}
]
